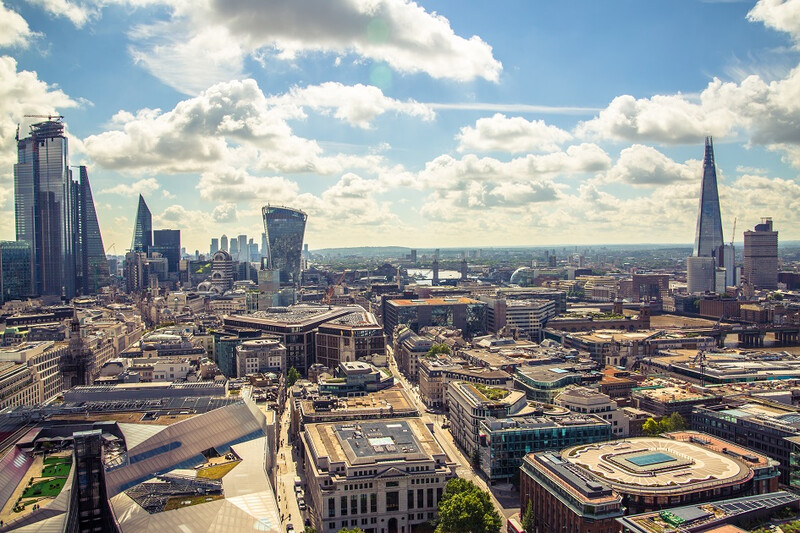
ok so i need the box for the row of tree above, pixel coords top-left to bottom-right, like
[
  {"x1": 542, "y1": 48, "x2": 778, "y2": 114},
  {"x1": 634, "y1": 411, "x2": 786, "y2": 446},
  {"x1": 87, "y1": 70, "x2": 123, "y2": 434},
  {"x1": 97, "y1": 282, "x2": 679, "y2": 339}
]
[{"x1": 642, "y1": 412, "x2": 687, "y2": 436}]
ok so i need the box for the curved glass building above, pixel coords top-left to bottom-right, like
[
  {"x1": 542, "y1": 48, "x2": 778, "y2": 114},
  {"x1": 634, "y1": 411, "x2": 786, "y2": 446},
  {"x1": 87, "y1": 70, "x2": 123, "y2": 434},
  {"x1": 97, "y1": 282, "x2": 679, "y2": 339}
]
[{"x1": 261, "y1": 205, "x2": 307, "y2": 285}]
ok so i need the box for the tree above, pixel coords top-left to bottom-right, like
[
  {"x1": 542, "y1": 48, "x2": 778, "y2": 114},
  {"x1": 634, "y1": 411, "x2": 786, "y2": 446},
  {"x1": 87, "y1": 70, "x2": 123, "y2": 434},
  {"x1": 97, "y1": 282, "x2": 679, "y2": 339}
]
[
  {"x1": 338, "y1": 529, "x2": 363, "y2": 533},
  {"x1": 426, "y1": 344, "x2": 451, "y2": 357},
  {"x1": 470, "y1": 448, "x2": 481, "y2": 469},
  {"x1": 287, "y1": 366, "x2": 300, "y2": 387},
  {"x1": 436, "y1": 478, "x2": 501, "y2": 533},
  {"x1": 521, "y1": 502, "x2": 535, "y2": 533},
  {"x1": 642, "y1": 417, "x2": 660, "y2": 436},
  {"x1": 304, "y1": 527, "x2": 317, "y2": 533},
  {"x1": 663, "y1": 412, "x2": 687, "y2": 432}
]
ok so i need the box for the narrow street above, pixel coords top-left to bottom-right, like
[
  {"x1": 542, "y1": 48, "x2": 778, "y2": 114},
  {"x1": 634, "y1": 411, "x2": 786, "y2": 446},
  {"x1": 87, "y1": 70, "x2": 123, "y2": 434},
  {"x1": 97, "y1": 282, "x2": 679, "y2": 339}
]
[
  {"x1": 388, "y1": 349, "x2": 520, "y2": 521},
  {"x1": 277, "y1": 402, "x2": 305, "y2": 531}
]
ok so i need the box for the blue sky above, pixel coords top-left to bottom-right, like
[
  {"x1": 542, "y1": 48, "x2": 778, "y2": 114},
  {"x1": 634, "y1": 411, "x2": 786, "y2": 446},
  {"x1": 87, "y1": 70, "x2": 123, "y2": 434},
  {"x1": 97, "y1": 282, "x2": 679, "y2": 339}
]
[{"x1": 2, "y1": 0, "x2": 800, "y2": 253}]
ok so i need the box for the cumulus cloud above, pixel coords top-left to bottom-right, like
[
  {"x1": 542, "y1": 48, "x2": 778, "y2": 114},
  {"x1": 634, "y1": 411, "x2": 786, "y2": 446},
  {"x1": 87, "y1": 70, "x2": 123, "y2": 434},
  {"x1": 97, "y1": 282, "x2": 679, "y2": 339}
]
[
  {"x1": 40, "y1": 0, "x2": 500, "y2": 92},
  {"x1": 0, "y1": 57, "x2": 78, "y2": 206},
  {"x1": 100, "y1": 177, "x2": 161, "y2": 196},
  {"x1": 602, "y1": 145, "x2": 701, "y2": 186},
  {"x1": 211, "y1": 202, "x2": 237, "y2": 223},
  {"x1": 457, "y1": 113, "x2": 572, "y2": 153},
  {"x1": 269, "y1": 82, "x2": 434, "y2": 129},
  {"x1": 748, "y1": 0, "x2": 800, "y2": 43},
  {"x1": 0, "y1": 1, "x2": 36, "y2": 47},
  {"x1": 196, "y1": 168, "x2": 300, "y2": 203}
]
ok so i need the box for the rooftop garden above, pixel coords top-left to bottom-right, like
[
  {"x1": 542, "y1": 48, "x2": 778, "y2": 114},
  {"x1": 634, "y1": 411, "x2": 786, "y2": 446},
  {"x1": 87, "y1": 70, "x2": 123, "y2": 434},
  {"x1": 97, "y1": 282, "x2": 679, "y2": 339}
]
[
  {"x1": 474, "y1": 383, "x2": 509, "y2": 402},
  {"x1": 12, "y1": 456, "x2": 72, "y2": 514}
]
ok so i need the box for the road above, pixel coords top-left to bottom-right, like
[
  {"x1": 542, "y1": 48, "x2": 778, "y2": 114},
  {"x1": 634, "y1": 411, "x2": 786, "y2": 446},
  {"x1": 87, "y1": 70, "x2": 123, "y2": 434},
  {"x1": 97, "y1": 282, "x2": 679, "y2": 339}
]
[
  {"x1": 277, "y1": 401, "x2": 306, "y2": 531},
  {"x1": 388, "y1": 349, "x2": 520, "y2": 521}
]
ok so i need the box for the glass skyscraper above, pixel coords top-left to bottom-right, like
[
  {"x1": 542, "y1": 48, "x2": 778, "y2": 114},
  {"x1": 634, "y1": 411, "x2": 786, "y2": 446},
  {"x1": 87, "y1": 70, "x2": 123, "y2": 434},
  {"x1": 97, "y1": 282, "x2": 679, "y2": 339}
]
[
  {"x1": 262, "y1": 205, "x2": 307, "y2": 285},
  {"x1": 0, "y1": 241, "x2": 33, "y2": 303},
  {"x1": 152, "y1": 229, "x2": 181, "y2": 272},
  {"x1": 14, "y1": 119, "x2": 75, "y2": 297},
  {"x1": 131, "y1": 194, "x2": 152, "y2": 253},
  {"x1": 75, "y1": 166, "x2": 110, "y2": 294},
  {"x1": 693, "y1": 137, "x2": 724, "y2": 258}
]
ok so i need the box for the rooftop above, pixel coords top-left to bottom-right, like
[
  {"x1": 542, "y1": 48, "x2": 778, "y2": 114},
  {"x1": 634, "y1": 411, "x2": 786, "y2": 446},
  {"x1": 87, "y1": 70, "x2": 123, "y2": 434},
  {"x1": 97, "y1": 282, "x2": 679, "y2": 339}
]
[
  {"x1": 388, "y1": 297, "x2": 482, "y2": 307},
  {"x1": 633, "y1": 386, "x2": 716, "y2": 403}
]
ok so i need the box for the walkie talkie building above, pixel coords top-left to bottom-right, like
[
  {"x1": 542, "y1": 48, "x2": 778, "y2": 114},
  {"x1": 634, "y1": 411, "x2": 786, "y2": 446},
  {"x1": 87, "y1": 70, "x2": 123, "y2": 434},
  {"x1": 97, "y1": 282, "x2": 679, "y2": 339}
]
[{"x1": 262, "y1": 205, "x2": 307, "y2": 286}]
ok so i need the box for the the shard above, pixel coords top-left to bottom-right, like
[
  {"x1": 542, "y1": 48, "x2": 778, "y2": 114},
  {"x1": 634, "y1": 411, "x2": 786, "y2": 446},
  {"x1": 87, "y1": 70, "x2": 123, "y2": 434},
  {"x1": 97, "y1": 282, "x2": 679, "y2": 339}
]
[
  {"x1": 693, "y1": 137, "x2": 724, "y2": 258},
  {"x1": 131, "y1": 194, "x2": 152, "y2": 253}
]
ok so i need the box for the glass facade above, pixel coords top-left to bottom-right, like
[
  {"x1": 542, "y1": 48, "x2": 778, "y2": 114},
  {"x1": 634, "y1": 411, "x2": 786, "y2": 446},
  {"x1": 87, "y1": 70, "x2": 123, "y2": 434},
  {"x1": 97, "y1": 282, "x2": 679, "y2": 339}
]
[
  {"x1": 75, "y1": 166, "x2": 110, "y2": 294},
  {"x1": 0, "y1": 241, "x2": 33, "y2": 303},
  {"x1": 262, "y1": 205, "x2": 307, "y2": 285},
  {"x1": 152, "y1": 229, "x2": 181, "y2": 272},
  {"x1": 131, "y1": 194, "x2": 152, "y2": 253},
  {"x1": 14, "y1": 120, "x2": 74, "y2": 297},
  {"x1": 693, "y1": 137, "x2": 724, "y2": 258}
]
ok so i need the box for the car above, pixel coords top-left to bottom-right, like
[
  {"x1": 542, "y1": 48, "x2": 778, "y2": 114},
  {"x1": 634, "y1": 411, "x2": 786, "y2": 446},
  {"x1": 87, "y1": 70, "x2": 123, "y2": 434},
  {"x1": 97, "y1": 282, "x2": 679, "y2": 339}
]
[
  {"x1": 304, "y1": 518, "x2": 312, "y2": 527},
  {"x1": 286, "y1": 524, "x2": 294, "y2": 533},
  {"x1": 298, "y1": 498, "x2": 306, "y2": 510}
]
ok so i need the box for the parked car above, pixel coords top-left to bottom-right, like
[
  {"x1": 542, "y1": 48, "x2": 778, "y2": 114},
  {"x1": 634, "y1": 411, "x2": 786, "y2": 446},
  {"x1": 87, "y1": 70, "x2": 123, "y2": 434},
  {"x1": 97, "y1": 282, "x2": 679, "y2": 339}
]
[
  {"x1": 286, "y1": 524, "x2": 294, "y2": 533},
  {"x1": 298, "y1": 498, "x2": 306, "y2": 510}
]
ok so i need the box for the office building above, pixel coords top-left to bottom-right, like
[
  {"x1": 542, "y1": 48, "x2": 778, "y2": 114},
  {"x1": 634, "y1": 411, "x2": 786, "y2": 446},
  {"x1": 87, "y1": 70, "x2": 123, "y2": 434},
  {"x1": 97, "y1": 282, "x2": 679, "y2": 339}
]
[
  {"x1": 0, "y1": 241, "x2": 33, "y2": 303},
  {"x1": 220, "y1": 234, "x2": 228, "y2": 252},
  {"x1": 74, "y1": 167, "x2": 111, "y2": 294},
  {"x1": 315, "y1": 311, "x2": 385, "y2": 369},
  {"x1": 418, "y1": 356, "x2": 511, "y2": 410},
  {"x1": 70, "y1": 429, "x2": 119, "y2": 532},
  {"x1": 130, "y1": 194, "x2": 152, "y2": 254},
  {"x1": 520, "y1": 432, "x2": 779, "y2": 532},
  {"x1": 229, "y1": 237, "x2": 239, "y2": 259},
  {"x1": 210, "y1": 250, "x2": 234, "y2": 293},
  {"x1": 235, "y1": 338, "x2": 286, "y2": 376},
  {"x1": 210, "y1": 238, "x2": 219, "y2": 255},
  {"x1": 302, "y1": 418, "x2": 456, "y2": 533},
  {"x1": 14, "y1": 119, "x2": 74, "y2": 298},
  {"x1": 478, "y1": 414, "x2": 611, "y2": 482},
  {"x1": 382, "y1": 297, "x2": 487, "y2": 342},
  {"x1": 693, "y1": 137, "x2": 724, "y2": 258},
  {"x1": 743, "y1": 218, "x2": 778, "y2": 290},
  {"x1": 237, "y1": 234, "x2": 247, "y2": 262},
  {"x1": 554, "y1": 386, "x2": 628, "y2": 437},
  {"x1": 479, "y1": 296, "x2": 555, "y2": 341},
  {"x1": 262, "y1": 205, "x2": 307, "y2": 286},
  {"x1": 686, "y1": 255, "x2": 716, "y2": 294},
  {"x1": 393, "y1": 326, "x2": 433, "y2": 382},
  {"x1": 151, "y1": 229, "x2": 181, "y2": 273},
  {"x1": 0, "y1": 341, "x2": 66, "y2": 409}
]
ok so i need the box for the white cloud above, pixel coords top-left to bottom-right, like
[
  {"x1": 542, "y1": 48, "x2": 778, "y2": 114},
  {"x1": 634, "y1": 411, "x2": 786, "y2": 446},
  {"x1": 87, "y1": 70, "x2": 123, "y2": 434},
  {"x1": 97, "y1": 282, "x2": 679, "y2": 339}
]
[
  {"x1": 0, "y1": 57, "x2": 78, "y2": 206},
  {"x1": 0, "y1": 1, "x2": 36, "y2": 47},
  {"x1": 211, "y1": 202, "x2": 237, "y2": 223},
  {"x1": 602, "y1": 145, "x2": 701, "y2": 186},
  {"x1": 38, "y1": 0, "x2": 500, "y2": 92},
  {"x1": 100, "y1": 177, "x2": 161, "y2": 196},
  {"x1": 748, "y1": 0, "x2": 800, "y2": 43},
  {"x1": 270, "y1": 82, "x2": 434, "y2": 129},
  {"x1": 26, "y1": 0, "x2": 97, "y2": 27},
  {"x1": 457, "y1": 113, "x2": 573, "y2": 153}
]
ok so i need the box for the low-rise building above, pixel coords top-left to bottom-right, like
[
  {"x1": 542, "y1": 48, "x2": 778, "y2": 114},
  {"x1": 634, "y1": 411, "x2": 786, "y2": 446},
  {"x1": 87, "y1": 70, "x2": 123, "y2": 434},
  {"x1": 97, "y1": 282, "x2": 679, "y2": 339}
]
[
  {"x1": 555, "y1": 386, "x2": 629, "y2": 437},
  {"x1": 418, "y1": 355, "x2": 511, "y2": 410},
  {"x1": 393, "y1": 326, "x2": 433, "y2": 382},
  {"x1": 316, "y1": 311, "x2": 385, "y2": 370},
  {"x1": 0, "y1": 341, "x2": 66, "y2": 408},
  {"x1": 513, "y1": 364, "x2": 584, "y2": 403},
  {"x1": 318, "y1": 361, "x2": 394, "y2": 395},
  {"x1": 235, "y1": 338, "x2": 286, "y2": 377}
]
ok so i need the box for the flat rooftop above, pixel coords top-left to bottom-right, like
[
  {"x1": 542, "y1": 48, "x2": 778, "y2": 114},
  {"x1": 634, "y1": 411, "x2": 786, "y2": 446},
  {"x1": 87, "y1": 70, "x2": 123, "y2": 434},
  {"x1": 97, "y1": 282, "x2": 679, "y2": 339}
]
[
  {"x1": 306, "y1": 417, "x2": 445, "y2": 466},
  {"x1": 231, "y1": 305, "x2": 362, "y2": 326},
  {"x1": 562, "y1": 433, "x2": 769, "y2": 495},
  {"x1": 634, "y1": 386, "x2": 715, "y2": 403},
  {"x1": 388, "y1": 297, "x2": 481, "y2": 307},
  {"x1": 300, "y1": 385, "x2": 417, "y2": 418}
]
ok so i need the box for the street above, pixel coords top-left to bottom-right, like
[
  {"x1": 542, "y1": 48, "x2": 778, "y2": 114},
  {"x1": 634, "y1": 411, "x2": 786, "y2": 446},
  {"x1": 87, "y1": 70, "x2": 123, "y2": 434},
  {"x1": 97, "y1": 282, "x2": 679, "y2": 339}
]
[
  {"x1": 277, "y1": 402, "x2": 306, "y2": 531},
  {"x1": 387, "y1": 348, "x2": 520, "y2": 521}
]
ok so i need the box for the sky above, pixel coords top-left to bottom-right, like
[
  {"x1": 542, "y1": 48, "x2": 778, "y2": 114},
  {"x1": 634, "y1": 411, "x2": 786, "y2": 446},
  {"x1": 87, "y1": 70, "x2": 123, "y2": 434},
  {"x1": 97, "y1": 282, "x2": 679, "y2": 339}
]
[{"x1": 2, "y1": 0, "x2": 800, "y2": 253}]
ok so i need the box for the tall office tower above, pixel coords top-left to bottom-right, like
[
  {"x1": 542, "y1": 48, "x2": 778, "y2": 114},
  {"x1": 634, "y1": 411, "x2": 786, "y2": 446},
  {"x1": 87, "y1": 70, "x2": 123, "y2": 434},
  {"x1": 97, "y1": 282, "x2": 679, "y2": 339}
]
[
  {"x1": 432, "y1": 258, "x2": 440, "y2": 286},
  {"x1": 14, "y1": 119, "x2": 75, "y2": 298},
  {"x1": 744, "y1": 218, "x2": 778, "y2": 290},
  {"x1": 229, "y1": 238, "x2": 239, "y2": 259},
  {"x1": 261, "y1": 233, "x2": 268, "y2": 258},
  {"x1": 74, "y1": 166, "x2": 110, "y2": 294},
  {"x1": 262, "y1": 205, "x2": 307, "y2": 285},
  {"x1": 0, "y1": 241, "x2": 32, "y2": 303},
  {"x1": 693, "y1": 137, "x2": 724, "y2": 258},
  {"x1": 220, "y1": 234, "x2": 228, "y2": 252},
  {"x1": 210, "y1": 238, "x2": 219, "y2": 255},
  {"x1": 130, "y1": 194, "x2": 152, "y2": 253},
  {"x1": 152, "y1": 229, "x2": 181, "y2": 272},
  {"x1": 237, "y1": 234, "x2": 247, "y2": 261}
]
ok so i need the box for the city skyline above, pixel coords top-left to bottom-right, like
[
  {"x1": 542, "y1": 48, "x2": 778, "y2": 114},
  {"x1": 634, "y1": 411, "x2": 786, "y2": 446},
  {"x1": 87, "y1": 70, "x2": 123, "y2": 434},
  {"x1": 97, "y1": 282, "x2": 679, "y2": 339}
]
[{"x1": 2, "y1": 1, "x2": 800, "y2": 252}]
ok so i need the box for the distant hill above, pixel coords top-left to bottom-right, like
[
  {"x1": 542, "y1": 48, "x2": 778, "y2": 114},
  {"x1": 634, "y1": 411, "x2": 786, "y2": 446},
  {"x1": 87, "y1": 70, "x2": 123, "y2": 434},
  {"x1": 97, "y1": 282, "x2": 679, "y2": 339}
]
[{"x1": 312, "y1": 246, "x2": 412, "y2": 258}]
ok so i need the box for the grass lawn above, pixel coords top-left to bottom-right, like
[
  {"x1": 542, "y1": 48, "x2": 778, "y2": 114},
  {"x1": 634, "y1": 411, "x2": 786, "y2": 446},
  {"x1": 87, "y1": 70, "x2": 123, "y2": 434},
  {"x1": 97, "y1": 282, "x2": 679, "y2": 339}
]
[
  {"x1": 42, "y1": 456, "x2": 70, "y2": 465},
  {"x1": 22, "y1": 478, "x2": 67, "y2": 498},
  {"x1": 163, "y1": 494, "x2": 223, "y2": 511},
  {"x1": 197, "y1": 461, "x2": 241, "y2": 480},
  {"x1": 42, "y1": 463, "x2": 71, "y2": 477}
]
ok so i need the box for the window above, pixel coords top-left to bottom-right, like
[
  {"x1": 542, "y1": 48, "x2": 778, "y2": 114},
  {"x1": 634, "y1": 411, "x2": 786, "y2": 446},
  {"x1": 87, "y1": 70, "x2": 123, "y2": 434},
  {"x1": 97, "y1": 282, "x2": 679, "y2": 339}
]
[
  {"x1": 386, "y1": 491, "x2": 399, "y2": 512},
  {"x1": 361, "y1": 494, "x2": 367, "y2": 514},
  {"x1": 408, "y1": 490, "x2": 414, "y2": 509},
  {"x1": 351, "y1": 495, "x2": 358, "y2": 515},
  {"x1": 328, "y1": 498, "x2": 336, "y2": 518},
  {"x1": 341, "y1": 496, "x2": 348, "y2": 516},
  {"x1": 370, "y1": 493, "x2": 377, "y2": 513}
]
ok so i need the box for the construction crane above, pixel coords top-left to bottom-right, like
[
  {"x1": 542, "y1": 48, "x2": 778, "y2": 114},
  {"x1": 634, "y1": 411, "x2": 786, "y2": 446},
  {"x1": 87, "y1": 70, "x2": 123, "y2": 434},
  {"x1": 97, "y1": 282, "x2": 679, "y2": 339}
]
[
  {"x1": 23, "y1": 114, "x2": 64, "y2": 121},
  {"x1": 324, "y1": 270, "x2": 347, "y2": 305}
]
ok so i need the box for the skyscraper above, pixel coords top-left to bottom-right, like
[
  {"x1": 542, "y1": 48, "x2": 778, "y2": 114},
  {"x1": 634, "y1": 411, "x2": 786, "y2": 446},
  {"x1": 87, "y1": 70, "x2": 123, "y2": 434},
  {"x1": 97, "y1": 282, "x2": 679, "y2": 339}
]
[
  {"x1": 130, "y1": 194, "x2": 152, "y2": 253},
  {"x1": 210, "y1": 238, "x2": 219, "y2": 255},
  {"x1": 74, "y1": 166, "x2": 110, "y2": 294},
  {"x1": 262, "y1": 205, "x2": 307, "y2": 285},
  {"x1": 152, "y1": 229, "x2": 181, "y2": 272},
  {"x1": 744, "y1": 218, "x2": 778, "y2": 290},
  {"x1": 229, "y1": 238, "x2": 239, "y2": 259},
  {"x1": 220, "y1": 234, "x2": 228, "y2": 252},
  {"x1": 14, "y1": 119, "x2": 75, "y2": 297},
  {"x1": 693, "y1": 137, "x2": 724, "y2": 258},
  {"x1": 0, "y1": 241, "x2": 32, "y2": 303},
  {"x1": 237, "y1": 234, "x2": 247, "y2": 262}
]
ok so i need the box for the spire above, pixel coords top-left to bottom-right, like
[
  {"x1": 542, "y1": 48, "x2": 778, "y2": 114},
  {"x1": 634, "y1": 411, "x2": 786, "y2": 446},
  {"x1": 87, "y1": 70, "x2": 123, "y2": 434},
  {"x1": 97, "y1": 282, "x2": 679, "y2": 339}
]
[{"x1": 693, "y1": 136, "x2": 724, "y2": 257}]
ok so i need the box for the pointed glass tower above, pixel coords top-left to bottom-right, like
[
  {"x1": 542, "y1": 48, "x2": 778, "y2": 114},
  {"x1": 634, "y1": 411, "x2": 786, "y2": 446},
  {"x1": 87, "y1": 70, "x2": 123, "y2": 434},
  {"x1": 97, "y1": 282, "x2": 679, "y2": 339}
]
[
  {"x1": 693, "y1": 137, "x2": 724, "y2": 257},
  {"x1": 75, "y1": 166, "x2": 110, "y2": 294},
  {"x1": 131, "y1": 194, "x2": 152, "y2": 253}
]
